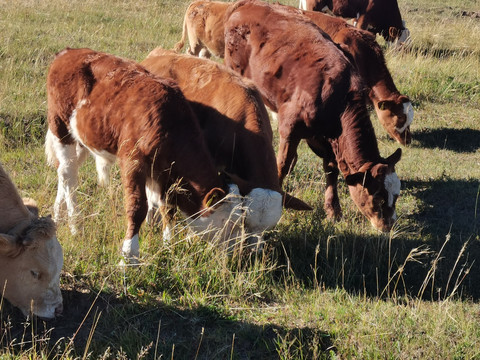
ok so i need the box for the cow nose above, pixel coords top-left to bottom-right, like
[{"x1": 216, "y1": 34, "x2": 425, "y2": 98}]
[{"x1": 55, "y1": 303, "x2": 64, "y2": 317}]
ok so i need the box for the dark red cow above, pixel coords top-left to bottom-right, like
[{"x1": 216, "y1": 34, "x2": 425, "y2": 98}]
[
  {"x1": 45, "y1": 48, "x2": 243, "y2": 261},
  {"x1": 224, "y1": 0, "x2": 402, "y2": 231},
  {"x1": 295, "y1": 7, "x2": 413, "y2": 145},
  {"x1": 299, "y1": 0, "x2": 410, "y2": 43}
]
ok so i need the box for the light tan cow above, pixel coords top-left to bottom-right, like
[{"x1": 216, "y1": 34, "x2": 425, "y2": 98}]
[
  {"x1": 174, "y1": 0, "x2": 230, "y2": 58},
  {"x1": 0, "y1": 162, "x2": 63, "y2": 319}
]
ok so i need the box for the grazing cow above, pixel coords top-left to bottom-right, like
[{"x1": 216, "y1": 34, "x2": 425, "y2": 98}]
[
  {"x1": 172, "y1": 1, "x2": 412, "y2": 145},
  {"x1": 299, "y1": 0, "x2": 410, "y2": 43},
  {"x1": 141, "y1": 48, "x2": 311, "y2": 244},
  {"x1": 224, "y1": 0, "x2": 402, "y2": 231},
  {"x1": 174, "y1": 0, "x2": 228, "y2": 59},
  {"x1": 45, "y1": 48, "x2": 243, "y2": 261},
  {"x1": 0, "y1": 162, "x2": 63, "y2": 319},
  {"x1": 292, "y1": 7, "x2": 413, "y2": 145}
]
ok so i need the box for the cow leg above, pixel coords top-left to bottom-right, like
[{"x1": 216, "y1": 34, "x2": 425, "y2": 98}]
[
  {"x1": 119, "y1": 159, "x2": 147, "y2": 261},
  {"x1": 276, "y1": 105, "x2": 303, "y2": 187},
  {"x1": 51, "y1": 137, "x2": 81, "y2": 234},
  {"x1": 145, "y1": 180, "x2": 176, "y2": 242},
  {"x1": 306, "y1": 137, "x2": 341, "y2": 220}
]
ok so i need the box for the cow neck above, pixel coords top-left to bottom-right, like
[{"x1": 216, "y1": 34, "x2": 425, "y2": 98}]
[
  {"x1": 0, "y1": 170, "x2": 32, "y2": 234},
  {"x1": 330, "y1": 100, "x2": 382, "y2": 177}
]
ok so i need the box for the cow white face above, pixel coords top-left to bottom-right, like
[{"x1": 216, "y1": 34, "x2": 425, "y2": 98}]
[
  {"x1": 187, "y1": 184, "x2": 244, "y2": 242},
  {"x1": 0, "y1": 217, "x2": 63, "y2": 319},
  {"x1": 244, "y1": 188, "x2": 282, "y2": 233}
]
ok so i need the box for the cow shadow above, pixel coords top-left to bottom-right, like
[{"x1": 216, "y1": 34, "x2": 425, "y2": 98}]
[
  {"x1": 273, "y1": 177, "x2": 480, "y2": 300},
  {"x1": 412, "y1": 127, "x2": 480, "y2": 153},
  {"x1": 0, "y1": 286, "x2": 334, "y2": 359}
]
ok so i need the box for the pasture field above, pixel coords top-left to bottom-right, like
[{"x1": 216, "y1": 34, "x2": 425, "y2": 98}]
[{"x1": 1, "y1": 0, "x2": 479, "y2": 358}]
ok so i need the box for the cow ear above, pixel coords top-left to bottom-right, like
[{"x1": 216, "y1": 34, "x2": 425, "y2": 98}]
[
  {"x1": 23, "y1": 197, "x2": 39, "y2": 217},
  {"x1": 370, "y1": 163, "x2": 388, "y2": 179},
  {"x1": 377, "y1": 100, "x2": 395, "y2": 111},
  {"x1": 389, "y1": 27, "x2": 399, "y2": 38},
  {"x1": 386, "y1": 148, "x2": 402, "y2": 166},
  {"x1": 283, "y1": 193, "x2": 312, "y2": 211},
  {"x1": 0, "y1": 233, "x2": 19, "y2": 255},
  {"x1": 204, "y1": 188, "x2": 226, "y2": 208}
]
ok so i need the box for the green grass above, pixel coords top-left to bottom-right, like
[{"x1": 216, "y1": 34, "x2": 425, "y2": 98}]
[{"x1": 1, "y1": 0, "x2": 480, "y2": 358}]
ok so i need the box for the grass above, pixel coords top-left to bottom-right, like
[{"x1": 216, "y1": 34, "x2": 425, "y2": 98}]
[{"x1": 1, "y1": 0, "x2": 480, "y2": 358}]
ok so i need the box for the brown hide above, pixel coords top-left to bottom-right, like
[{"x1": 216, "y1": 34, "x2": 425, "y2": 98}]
[
  {"x1": 224, "y1": 0, "x2": 401, "y2": 231},
  {"x1": 141, "y1": 48, "x2": 310, "y2": 211},
  {"x1": 302, "y1": 0, "x2": 406, "y2": 41},
  {"x1": 46, "y1": 48, "x2": 229, "y2": 248},
  {"x1": 174, "y1": 0, "x2": 230, "y2": 58},
  {"x1": 298, "y1": 9, "x2": 412, "y2": 145}
]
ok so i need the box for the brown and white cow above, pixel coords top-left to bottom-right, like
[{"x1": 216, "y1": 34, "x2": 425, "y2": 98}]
[
  {"x1": 172, "y1": 1, "x2": 412, "y2": 145},
  {"x1": 174, "y1": 0, "x2": 229, "y2": 59},
  {"x1": 299, "y1": 0, "x2": 410, "y2": 44},
  {"x1": 291, "y1": 7, "x2": 413, "y2": 145},
  {"x1": 224, "y1": 0, "x2": 402, "y2": 231},
  {"x1": 45, "y1": 48, "x2": 243, "y2": 261},
  {"x1": 141, "y1": 47, "x2": 311, "y2": 245},
  {"x1": 0, "y1": 162, "x2": 63, "y2": 319}
]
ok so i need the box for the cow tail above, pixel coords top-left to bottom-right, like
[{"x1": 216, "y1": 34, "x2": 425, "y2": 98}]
[
  {"x1": 173, "y1": 10, "x2": 188, "y2": 52},
  {"x1": 45, "y1": 129, "x2": 59, "y2": 168}
]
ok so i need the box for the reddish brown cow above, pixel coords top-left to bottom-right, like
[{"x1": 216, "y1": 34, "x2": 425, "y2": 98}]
[
  {"x1": 299, "y1": 0, "x2": 410, "y2": 43},
  {"x1": 172, "y1": 1, "x2": 412, "y2": 145},
  {"x1": 140, "y1": 48, "x2": 311, "y2": 245},
  {"x1": 224, "y1": 0, "x2": 402, "y2": 231},
  {"x1": 45, "y1": 48, "x2": 243, "y2": 261},
  {"x1": 293, "y1": 8, "x2": 413, "y2": 145}
]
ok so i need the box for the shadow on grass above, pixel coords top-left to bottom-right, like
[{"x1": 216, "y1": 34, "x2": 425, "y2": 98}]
[
  {"x1": 274, "y1": 177, "x2": 480, "y2": 300},
  {"x1": 413, "y1": 127, "x2": 480, "y2": 153},
  {"x1": 0, "y1": 286, "x2": 334, "y2": 359}
]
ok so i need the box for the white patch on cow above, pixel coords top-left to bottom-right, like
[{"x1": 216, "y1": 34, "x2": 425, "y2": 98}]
[
  {"x1": 48, "y1": 130, "x2": 80, "y2": 230},
  {"x1": 384, "y1": 172, "x2": 401, "y2": 207},
  {"x1": 95, "y1": 155, "x2": 114, "y2": 186},
  {"x1": 122, "y1": 233, "x2": 140, "y2": 259},
  {"x1": 33, "y1": 238, "x2": 64, "y2": 319},
  {"x1": 244, "y1": 188, "x2": 282, "y2": 233},
  {"x1": 187, "y1": 184, "x2": 243, "y2": 240},
  {"x1": 299, "y1": 0, "x2": 306, "y2": 10},
  {"x1": 395, "y1": 101, "x2": 414, "y2": 133}
]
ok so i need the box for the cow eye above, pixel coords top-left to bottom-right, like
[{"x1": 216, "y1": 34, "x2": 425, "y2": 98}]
[{"x1": 30, "y1": 270, "x2": 40, "y2": 280}]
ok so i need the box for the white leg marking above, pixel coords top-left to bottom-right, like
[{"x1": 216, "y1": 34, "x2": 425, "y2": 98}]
[
  {"x1": 299, "y1": 0, "x2": 306, "y2": 10},
  {"x1": 122, "y1": 233, "x2": 140, "y2": 259},
  {"x1": 95, "y1": 155, "x2": 113, "y2": 186},
  {"x1": 384, "y1": 173, "x2": 401, "y2": 207}
]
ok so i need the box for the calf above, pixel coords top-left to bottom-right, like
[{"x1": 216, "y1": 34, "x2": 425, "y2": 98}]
[
  {"x1": 174, "y1": 0, "x2": 228, "y2": 58},
  {"x1": 224, "y1": 0, "x2": 402, "y2": 231},
  {"x1": 0, "y1": 162, "x2": 63, "y2": 319},
  {"x1": 45, "y1": 48, "x2": 243, "y2": 261},
  {"x1": 172, "y1": 1, "x2": 412, "y2": 145},
  {"x1": 294, "y1": 8, "x2": 413, "y2": 145},
  {"x1": 299, "y1": 0, "x2": 410, "y2": 43},
  {"x1": 141, "y1": 48, "x2": 311, "y2": 244}
]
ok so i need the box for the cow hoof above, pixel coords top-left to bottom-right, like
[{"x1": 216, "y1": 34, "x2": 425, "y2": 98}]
[
  {"x1": 118, "y1": 254, "x2": 140, "y2": 267},
  {"x1": 325, "y1": 205, "x2": 342, "y2": 221}
]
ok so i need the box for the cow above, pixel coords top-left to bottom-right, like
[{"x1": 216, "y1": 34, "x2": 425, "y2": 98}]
[
  {"x1": 141, "y1": 47, "x2": 311, "y2": 245},
  {"x1": 0, "y1": 162, "x2": 63, "y2": 319},
  {"x1": 224, "y1": 0, "x2": 402, "y2": 231},
  {"x1": 298, "y1": 0, "x2": 410, "y2": 44},
  {"x1": 172, "y1": 1, "x2": 412, "y2": 145},
  {"x1": 45, "y1": 47, "x2": 244, "y2": 262},
  {"x1": 291, "y1": 7, "x2": 413, "y2": 145},
  {"x1": 173, "y1": 0, "x2": 228, "y2": 59}
]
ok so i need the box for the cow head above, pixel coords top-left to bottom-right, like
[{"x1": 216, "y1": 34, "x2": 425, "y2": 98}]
[
  {"x1": 187, "y1": 184, "x2": 244, "y2": 242},
  {"x1": 345, "y1": 148, "x2": 402, "y2": 232},
  {"x1": 375, "y1": 96, "x2": 414, "y2": 145},
  {"x1": 387, "y1": 23, "x2": 411, "y2": 45},
  {"x1": 0, "y1": 212, "x2": 63, "y2": 319}
]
